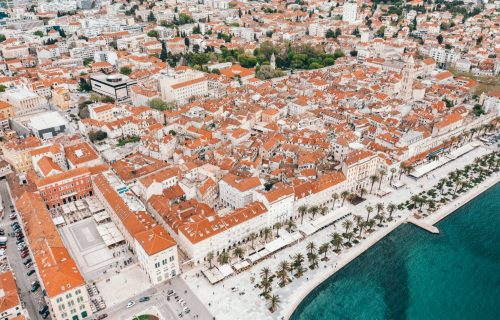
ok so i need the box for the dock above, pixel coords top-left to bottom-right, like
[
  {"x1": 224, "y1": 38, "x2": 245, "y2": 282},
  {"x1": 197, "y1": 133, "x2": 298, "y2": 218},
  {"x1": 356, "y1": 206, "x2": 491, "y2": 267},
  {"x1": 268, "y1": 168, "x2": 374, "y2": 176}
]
[{"x1": 407, "y1": 217, "x2": 440, "y2": 234}]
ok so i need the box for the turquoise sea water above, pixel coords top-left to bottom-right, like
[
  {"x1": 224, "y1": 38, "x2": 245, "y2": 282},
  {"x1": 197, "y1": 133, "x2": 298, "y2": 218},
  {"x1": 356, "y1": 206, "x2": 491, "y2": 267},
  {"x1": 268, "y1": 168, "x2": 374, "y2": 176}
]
[{"x1": 291, "y1": 183, "x2": 500, "y2": 320}]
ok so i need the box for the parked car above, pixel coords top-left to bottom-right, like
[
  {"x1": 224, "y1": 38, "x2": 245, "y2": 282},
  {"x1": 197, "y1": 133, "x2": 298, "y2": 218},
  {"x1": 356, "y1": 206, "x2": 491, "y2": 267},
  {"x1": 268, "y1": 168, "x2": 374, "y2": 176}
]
[
  {"x1": 39, "y1": 305, "x2": 48, "y2": 314},
  {"x1": 167, "y1": 289, "x2": 175, "y2": 296},
  {"x1": 31, "y1": 281, "x2": 40, "y2": 292},
  {"x1": 23, "y1": 258, "x2": 32, "y2": 265},
  {"x1": 41, "y1": 311, "x2": 50, "y2": 319},
  {"x1": 21, "y1": 252, "x2": 29, "y2": 259},
  {"x1": 183, "y1": 307, "x2": 191, "y2": 314},
  {"x1": 97, "y1": 314, "x2": 108, "y2": 320},
  {"x1": 27, "y1": 269, "x2": 36, "y2": 276},
  {"x1": 138, "y1": 297, "x2": 150, "y2": 302},
  {"x1": 9, "y1": 214, "x2": 17, "y2": 220},
  {"x1": 25, "y1": 262, "x2": 33, "y2": 269},
  {"x1": 0, "y1": 229, "x2": 5, "y2": 236},
  {"x1": 126, "y1": 300, "x2": 135, "y2": 308}
]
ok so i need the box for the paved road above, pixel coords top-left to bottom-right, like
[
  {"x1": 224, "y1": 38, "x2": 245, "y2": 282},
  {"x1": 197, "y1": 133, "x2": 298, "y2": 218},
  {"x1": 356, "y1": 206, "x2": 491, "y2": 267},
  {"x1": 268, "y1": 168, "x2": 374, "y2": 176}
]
[
  {"x1": 93, "y1": 277, "x2": 212, "y2": 320},
  {"x1": 0, "y1": 180, "x2": 45, "y2": 320}
]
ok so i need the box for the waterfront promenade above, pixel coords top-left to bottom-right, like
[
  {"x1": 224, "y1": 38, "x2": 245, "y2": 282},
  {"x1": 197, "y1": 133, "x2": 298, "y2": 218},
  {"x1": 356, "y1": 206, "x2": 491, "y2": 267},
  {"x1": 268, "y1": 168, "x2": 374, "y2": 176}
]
[{"x1": 180, "y1": 145, "x2": 496, "y2": 320}]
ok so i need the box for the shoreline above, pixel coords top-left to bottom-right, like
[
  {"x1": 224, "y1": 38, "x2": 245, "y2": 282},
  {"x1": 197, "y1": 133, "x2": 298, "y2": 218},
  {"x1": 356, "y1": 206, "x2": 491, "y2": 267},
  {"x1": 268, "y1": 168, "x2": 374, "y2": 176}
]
[{"x1": 282, "y1": 173, "x2": 499, "y2": 320}]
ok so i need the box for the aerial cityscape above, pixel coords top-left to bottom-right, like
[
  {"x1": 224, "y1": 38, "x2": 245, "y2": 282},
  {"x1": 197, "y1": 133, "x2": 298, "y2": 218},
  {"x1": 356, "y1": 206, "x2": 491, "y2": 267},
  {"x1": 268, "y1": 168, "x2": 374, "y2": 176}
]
[{"x1": 0, "y1": 0, "x2": 498, "y2": 320}]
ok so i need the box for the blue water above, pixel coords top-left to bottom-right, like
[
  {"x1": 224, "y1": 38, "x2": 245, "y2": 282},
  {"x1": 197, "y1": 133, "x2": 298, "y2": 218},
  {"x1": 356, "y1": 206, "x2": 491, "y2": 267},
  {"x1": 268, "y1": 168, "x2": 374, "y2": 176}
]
[{"x1": 291, "y1": 183, "x2": 500, "y2": 320}]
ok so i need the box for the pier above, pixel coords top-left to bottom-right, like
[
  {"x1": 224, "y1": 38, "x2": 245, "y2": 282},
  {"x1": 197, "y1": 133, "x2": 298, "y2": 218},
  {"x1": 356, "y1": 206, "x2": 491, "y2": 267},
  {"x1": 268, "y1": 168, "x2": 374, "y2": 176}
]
[{"x1": 407, "y1": 217, "x2": 440, "y2": 234}]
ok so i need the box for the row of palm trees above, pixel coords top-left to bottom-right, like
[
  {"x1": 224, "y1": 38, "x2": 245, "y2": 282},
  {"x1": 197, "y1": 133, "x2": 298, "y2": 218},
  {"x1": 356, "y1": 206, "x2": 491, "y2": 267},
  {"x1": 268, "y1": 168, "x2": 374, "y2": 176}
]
[{"x1": 401, "y1": 151, "x2": 499, "y2": 214}]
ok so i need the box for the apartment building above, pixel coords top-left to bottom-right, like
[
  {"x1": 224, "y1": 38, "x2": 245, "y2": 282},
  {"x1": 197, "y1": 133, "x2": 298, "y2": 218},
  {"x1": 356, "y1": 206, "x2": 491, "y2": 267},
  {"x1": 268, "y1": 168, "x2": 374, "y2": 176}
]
[
  {"x1": 93, "y1": 172, "x2": 180, "y2": 285},
  {"x1": 177, "y1": 201, "x2": 268, "y2": 262},
  {"x1": 16, "y1": 192, "x2": 92, "y2": 320},
  {"x1": 219, "y1": 173, "x2": 262, "y2": 209},
  {"x1": 0, "y1": 271, "x2": 28, "y2": 319},
  {"x1": 2, "y1": 86, "x2": 45, "y2": 116},
  {"x1": 159, "y1": 69, "x2": 208, "y2": 104},
  {"x1": 1, "y1": 136, "x2": 42, "y2": 173},
  {"x1": 35, "y1": 167, "x2": 94, "y2": 208},
  {"x1": 341, "y1": 150, "x2": 379, "y2": 192}
]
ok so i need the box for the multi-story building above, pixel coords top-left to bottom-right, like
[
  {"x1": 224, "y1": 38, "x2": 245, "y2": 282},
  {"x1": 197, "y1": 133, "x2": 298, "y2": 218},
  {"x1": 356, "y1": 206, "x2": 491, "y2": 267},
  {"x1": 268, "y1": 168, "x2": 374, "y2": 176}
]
[
  {"x1": 159, "y1": 69, "x2": 208, "y2": 104},
  {"x1": 2, "y1": 86, "x2": 45, "y2": 116},
  {"x1": 90, "y1": 74, "x2": 137, "y2": 102},
  {"x1": 35, "y1": 167, "x2": 93, "y2": 208},
  {"x1": 177, "y1": 201, "x2": 268, "y2": 262},
  {"x1": 93, "y1": 172, "x2": 180, "y2": 285},
  {"x1": 342, "y1": 1, "x2": 358, "y2": 24},
  {"x1": 16, "y1": 192, "x2": 92, "y2": 320},
  {"x1": 0, "y1": 271, "x2": 28, "y2": 319},
  {"x1": 219, "y1": 173, "x2": 262, "y2": 209},
  {"x1": 1, "y1": 136, "x2": 42, "y2": 173},
  {"x1": 342, "y1": 150, "x2": 380, "y2": 192}
]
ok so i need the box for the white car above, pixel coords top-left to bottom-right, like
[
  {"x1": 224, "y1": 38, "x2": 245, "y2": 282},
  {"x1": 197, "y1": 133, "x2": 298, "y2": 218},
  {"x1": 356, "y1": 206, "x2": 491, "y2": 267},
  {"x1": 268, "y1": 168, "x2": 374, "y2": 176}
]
[
  {"x1": 0, "y1": 249, "x2": 5, "y2": 256},
  {"x1": 126, "y1": 301, "x2": 135, "y2": 309}
]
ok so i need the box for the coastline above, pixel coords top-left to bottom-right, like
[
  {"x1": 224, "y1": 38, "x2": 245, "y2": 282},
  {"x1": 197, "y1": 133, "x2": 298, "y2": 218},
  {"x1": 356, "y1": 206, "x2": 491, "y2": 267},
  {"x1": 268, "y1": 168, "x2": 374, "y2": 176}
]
[
  {"x1": 282, "y1": 173, "x2": 499, "y2": 320},
  {"x1": 423, "y1": 173, "x2": 499, "y2": 226}
]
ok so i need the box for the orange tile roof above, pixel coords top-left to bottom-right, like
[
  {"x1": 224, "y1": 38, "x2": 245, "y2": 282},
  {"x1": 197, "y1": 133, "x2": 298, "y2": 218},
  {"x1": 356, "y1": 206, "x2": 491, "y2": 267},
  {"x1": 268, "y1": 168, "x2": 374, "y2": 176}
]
[
  {"x1": 93, "y1": 174, "x2": 176, "y2": 254},
  {"x1": 16, "y1": 192, "x2": 85, "y2": 298},
  {"x1": 221, "y1": 173, "x2": 261, "y2": 191},
  {"x1": 0, "y1": 271, "x2": 21, "y2": 313},
  {"x1": 64, "y1": 142, "x2": 99, "y2": 166},
  {"x1": 35, "y1": 167, "x2": 90, "y2": 188}
]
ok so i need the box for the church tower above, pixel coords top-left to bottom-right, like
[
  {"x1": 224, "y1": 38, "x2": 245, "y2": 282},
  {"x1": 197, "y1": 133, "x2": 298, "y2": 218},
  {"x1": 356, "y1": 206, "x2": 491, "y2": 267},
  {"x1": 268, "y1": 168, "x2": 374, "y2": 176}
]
[
  {"x1": 400, "y1": 55, "x2": 415, "y2": 101},
  {"x1": 270, "y1": 53, "x2": 276, "y2": 70}
]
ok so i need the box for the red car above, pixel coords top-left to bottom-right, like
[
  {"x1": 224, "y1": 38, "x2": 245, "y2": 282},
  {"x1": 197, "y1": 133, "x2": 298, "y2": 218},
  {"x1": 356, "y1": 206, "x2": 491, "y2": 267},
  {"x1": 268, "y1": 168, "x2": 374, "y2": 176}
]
[{"x1": 21, "y1": 252, "x2": 29, "y2": 259}]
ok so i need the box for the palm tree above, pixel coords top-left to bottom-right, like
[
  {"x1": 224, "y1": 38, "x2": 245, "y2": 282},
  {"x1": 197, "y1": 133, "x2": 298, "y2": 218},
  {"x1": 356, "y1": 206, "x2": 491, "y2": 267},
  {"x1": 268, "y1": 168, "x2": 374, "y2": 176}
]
[
  {"x1": 353, "y1": 214, "x2": 363, "y2": 231},
  {"x1": 378, "y1": 169, "x2": 386, "y2": 190},
  {"x1": 206, "y1": 251, "x2": 214, "y2": 269},
  {"x1": 345, "y1": 232, "x2": 354, "y2": 244},
  {"x1": 331, "y1": 192, "x2": 339, "y2": 209},
  {"x1": 387, "y1": 203, "x2": 396, "y2": 221},
  {"x1": 285, "y1": 219, "x2": 296, "y2": 233},
  {"x1": 268, "y1": 294, "x2": 280, "y2": 312},
  {"x1": 249, "y1": 232, "x2": 257, "y2": 250},
  {"x1": 319, "y1": 242, "x2": 330, "y2": 260},
  {"x1": 376, "y1": 211, "x2": 385, "y2": 225},
  {"x1": 369, "y1": 175, "x2": 379, "y2": 193},
  {"x1": 319, "y1": 206, "x2": 328, "y2": 216},
  {"x1": 367, "y1": 219, "x2": 376, "y2": 232},
  {"x1": 263, "y1": 227, "x2": 272, "y2": 242},
  {"x1": 340, "y1": 190, "x2": 349, "y2": 206},
  {"x1": 330, "y1": 232, "x2": 343, "y2": 252},
  {"x1": 260, "y1": 267, "x2": 271, "y2": 283},
  {"x1": 217, "y1": 251, "x2": 230, "y2": 265},
  {"x1": 357, "y1": 220, "x2": 365, "y2": 237},
  {"x1": 306, "y1": 241, "x2": 317, "y2": 255},
  {"x1": 292, "y1": 253, "x2": 304, "y2": 270},
  {"x1": 233, "y1": 246, "x2": 244, "y2": 260},
  {"x1": 359, "y1": 187, "x2": 368, "y2": 199},
  {"x1": 365, "y1": 205, "x2": 373, "y2": 222},
  {"x1": 376, "y1": 203, "x2": 384, "y2": 215},
  {"x1": 298, "y1": 205, "x2": 308, "y2": 224},
  {"x1": 342, "y1": 219, "x2": 353, "y2": 233},
  {"x1": 276, "y1": 261, "x2": 290, "y2": 286},
  {"x1": 309, "y1": 206, "x2": 319, "y2": 220},
  {"x1": 274, "y1": 222, "x2": 282, "y2": 237},
  {"x1": 389, "y1": 167, "x2": 397, "y2": 186},
  {"x1": 308, "y1": 252, "x2": 319, "y2": 269}
]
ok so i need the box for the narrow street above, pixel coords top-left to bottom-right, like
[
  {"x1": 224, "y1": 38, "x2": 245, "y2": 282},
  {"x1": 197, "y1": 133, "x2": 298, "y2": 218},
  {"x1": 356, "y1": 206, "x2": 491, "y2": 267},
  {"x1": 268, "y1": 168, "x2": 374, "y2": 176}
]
[{"x1": 0, "y1": 179, "x2": 44, "y2": 320}]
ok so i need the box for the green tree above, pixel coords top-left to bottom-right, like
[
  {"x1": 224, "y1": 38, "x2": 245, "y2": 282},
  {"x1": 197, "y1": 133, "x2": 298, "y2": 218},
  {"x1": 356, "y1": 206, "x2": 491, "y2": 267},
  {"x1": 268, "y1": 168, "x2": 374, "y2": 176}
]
[
  {"x1": 437, "y1": 34, "x2": 443, "y2": 44},
  {"x1": 0, "y1": 84, "x2": 6, "y2": 92},
  {"x1": 148, "y1": 98, "x2": 174, "y2": 111},
  {"x1": 88, "y1": 130, "x2": 107, "y2": 142},
  {"x1": 147, "y1": 11, "x2": 156, "y2": 22},
  {"x1": 34, "y1": 30, "x2": 44, "y2": 37},
  {"x1": 120, "y1": 66, "x2": 132, "y2": 75},
  {"x1": 0, "y1": 34, "x2": 5, "y2": 43},
  {"x1": 147, "y1": 30, "x2": 158, "y2": 38}
]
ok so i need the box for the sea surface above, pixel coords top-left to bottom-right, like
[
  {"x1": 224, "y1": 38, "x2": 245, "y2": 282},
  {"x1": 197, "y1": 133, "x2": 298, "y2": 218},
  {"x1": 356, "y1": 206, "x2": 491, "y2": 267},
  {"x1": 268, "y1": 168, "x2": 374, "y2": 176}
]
[{"x1": 291, "y1": 183, "x2": 500, "y2": 320}]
